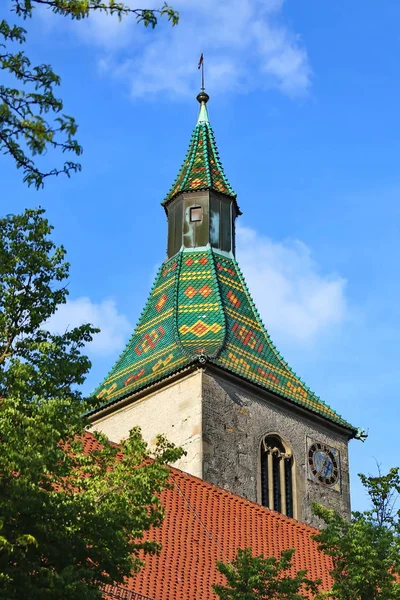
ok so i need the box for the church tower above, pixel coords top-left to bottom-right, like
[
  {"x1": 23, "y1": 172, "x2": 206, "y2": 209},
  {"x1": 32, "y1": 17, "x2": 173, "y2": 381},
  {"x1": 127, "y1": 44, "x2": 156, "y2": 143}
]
[{"x1": 90, "y1": 92, "x2": 360, "y2": 527}]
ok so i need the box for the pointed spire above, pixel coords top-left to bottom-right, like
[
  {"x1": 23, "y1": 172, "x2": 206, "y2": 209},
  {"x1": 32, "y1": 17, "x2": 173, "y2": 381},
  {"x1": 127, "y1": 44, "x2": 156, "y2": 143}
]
[
  {"x1": 197, "y1": 55, "x2": 208, "y2": 123},
  {"x1": 162, "y1": 91, "x2": 236, "y2": 206}
]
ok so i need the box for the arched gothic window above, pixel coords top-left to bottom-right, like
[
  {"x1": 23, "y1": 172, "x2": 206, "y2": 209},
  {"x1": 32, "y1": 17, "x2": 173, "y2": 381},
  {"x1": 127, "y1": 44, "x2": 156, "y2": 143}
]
[{"x1": 260, "y1": 435, "x2": 294, "y2": 518}]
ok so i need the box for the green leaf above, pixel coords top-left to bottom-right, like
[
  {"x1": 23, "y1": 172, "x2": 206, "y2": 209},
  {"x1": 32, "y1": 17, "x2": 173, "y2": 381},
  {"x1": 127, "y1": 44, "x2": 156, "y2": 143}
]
[
  {"x1": 1, "y1": 1, "x2": 178, "y2": 187},
  {"x1": 214, "y1": 547, "x2": 319, "y2": 600},
  {"x1": 0, "y1": 209, "x2": 184, "y2": 599},
  {"x1": 312, "y1": 468, "x2": 400, "y2": 600}
]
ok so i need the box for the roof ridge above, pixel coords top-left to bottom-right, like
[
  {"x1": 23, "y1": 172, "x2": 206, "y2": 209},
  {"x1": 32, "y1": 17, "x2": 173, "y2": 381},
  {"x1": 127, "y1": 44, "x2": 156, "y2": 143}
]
[
  {"x1": 172, "y1": 250, "x2": 192, "y2": 360},
  {"x1": 230, "y1": 256, "x2": 344, "y2": 419},
  {"x1": 92, "y1": 254, "x2": 192, "y2": 406},
  {"x1": 176, "y1": 248, "x2": 227, "y2": 361},
  {"x1": 92, "y1": 262, "x2": 164, "y2": 398},
  {"x1": 181, "y1": 128, "x2": 198, "y2": 191},
  {"x1": 205, "y1": 246, "x2": 228, "y2": 360},
  {"x1": 203, "y1": 123, "x2": 212, "y2": 188},
  {"x1": 209, "y1": 253, "x2": 356, "y2": 432},
  {"x1": 207, "y1": 123, "x2": 235, "y2": 196}
]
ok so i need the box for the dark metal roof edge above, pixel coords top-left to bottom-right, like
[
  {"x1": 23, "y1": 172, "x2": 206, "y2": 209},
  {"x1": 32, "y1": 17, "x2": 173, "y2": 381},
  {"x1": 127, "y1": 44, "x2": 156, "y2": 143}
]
[
  {"x1": 87, "y1": 362, "x2": 199, "y2": 421},
  {"x1": 204, "y1": 362, "x2": 359, "y2": 439},
  {"x1": 161, "y1": 187, "x2": 241, "y2": 214}
]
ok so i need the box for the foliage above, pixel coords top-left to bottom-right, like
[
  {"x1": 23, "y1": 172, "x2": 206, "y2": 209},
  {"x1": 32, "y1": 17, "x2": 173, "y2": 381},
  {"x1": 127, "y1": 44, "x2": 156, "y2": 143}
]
[
  {"x1": 214, "y1": 547, "x2": 319, "y2": 600},
  {"x1": 313, "y1": 468, "x2": 400, "y2": 600},
  {"x1": 1, "y1": 1, "x2": 179, "y2": 188},
  {"x1": 0, "y1": 208, "x2": 184, "y2": 599},
  {"x1": 214, "y1": 470, "x2": 400, "y2": 600}
]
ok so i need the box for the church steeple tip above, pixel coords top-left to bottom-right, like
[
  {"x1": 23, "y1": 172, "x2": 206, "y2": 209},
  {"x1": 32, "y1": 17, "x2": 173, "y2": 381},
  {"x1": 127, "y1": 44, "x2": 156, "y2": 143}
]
[
  {"x1": 196, "y1": 90, "x2": 209, "y2": 124},
  {"x1": 163, "y1": 88, "x2": 240, "y2": 257},
  {"x1": 162, "y1": 89, "x2": 236, "y2": 208}
]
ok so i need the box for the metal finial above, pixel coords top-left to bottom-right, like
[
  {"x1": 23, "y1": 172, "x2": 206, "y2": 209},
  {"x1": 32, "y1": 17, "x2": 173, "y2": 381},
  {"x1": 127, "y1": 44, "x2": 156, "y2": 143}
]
[{"x1": 196, "y1": 91, "x2": 209, "y2": 104}]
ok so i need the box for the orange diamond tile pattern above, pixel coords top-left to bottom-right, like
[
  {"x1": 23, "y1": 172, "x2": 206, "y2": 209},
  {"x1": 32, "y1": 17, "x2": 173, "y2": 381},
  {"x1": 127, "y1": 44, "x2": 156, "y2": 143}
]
[
  {"x1": 184, "y1": 286, "x2": 197, "y2": 299},
  {"x1": 155, "y1": 293, "x2": 168, "y2": 312},
  {"x1": 92, "y1": 248, "x2": 355, "y2": 434},
  {"x1": 179, "y1": 320, "x2": 223, "y2": 338},
  {"x1": 227, "y1": 289, "x2": 241, "y2": 308},
  {"x1": 198, "y1": 285, "x2": 212, "y2": 298}
]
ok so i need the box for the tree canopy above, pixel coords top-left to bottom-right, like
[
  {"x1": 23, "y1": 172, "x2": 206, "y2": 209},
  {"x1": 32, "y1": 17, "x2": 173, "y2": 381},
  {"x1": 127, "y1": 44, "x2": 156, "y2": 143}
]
[
  {"x1": 214, "y1": 547, "x2": 319, "y2": 600},
  {"x1": 313, "y1": 468, "x2": 400, "y2": 600},
  {"x1": 1, "y1": 1, "x2": 179, "y2": 188},
  {"x1": 0, "y1": 208, "x2": 183, "y2": 599},
  {"x1": 214, "y1": 469, "x2": 400, "y2": 600}
]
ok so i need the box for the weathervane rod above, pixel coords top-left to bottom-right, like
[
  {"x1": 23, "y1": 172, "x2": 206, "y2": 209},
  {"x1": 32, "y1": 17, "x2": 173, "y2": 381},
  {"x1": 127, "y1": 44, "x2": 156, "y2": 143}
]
[{"x1": 198, "y1": 53, "x2": 204, "y2": 91}]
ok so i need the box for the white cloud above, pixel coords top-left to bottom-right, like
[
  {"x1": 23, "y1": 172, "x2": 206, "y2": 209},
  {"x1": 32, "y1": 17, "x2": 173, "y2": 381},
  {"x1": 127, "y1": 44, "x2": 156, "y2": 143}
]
[
  {"x1": 47, "y1": 297, "x2": 132, "y2": 356},
  {"x1": 64, "y1": 0, "x2": 311, "y2": 98},
  {"x1": 236, "y1": 224, "x2": 347, "y2": 343}
]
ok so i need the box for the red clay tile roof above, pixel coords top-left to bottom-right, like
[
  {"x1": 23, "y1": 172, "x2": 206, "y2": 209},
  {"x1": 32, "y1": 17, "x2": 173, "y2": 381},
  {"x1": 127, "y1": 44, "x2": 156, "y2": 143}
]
[
  {"x1": 81, "y1": 434, "x2": 333, "y2": 600},
  {"x1": 105, "y1": 587, "x2": 152, "y2": 600}
]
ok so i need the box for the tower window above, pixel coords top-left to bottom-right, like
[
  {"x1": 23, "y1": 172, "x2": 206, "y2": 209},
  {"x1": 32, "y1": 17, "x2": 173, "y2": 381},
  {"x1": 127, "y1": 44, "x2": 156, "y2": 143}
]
[
  {"x1": 190, "y1": 206, "x2": 202, "y2": 222},
  {"x1": 260, "y1": 435, "x2": 294, "y2": 518},
  {"x1": 210, "y1": 195, "x2": 232, "y2": 252}
]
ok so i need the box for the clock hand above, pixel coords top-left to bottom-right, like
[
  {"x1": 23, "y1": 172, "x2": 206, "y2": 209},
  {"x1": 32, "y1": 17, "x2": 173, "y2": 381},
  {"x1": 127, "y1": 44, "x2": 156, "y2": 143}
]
[{"x1": 319, "y1": 453, "x2": 329, "y2": 477}]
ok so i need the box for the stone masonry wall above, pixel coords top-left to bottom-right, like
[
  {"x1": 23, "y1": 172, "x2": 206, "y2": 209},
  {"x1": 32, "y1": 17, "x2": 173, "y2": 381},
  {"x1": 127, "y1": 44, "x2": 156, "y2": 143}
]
[
  {"x1": 202, "y1": 371, "x2": 351, "y2": 527},
  {"x1": 91, "y1": 367, "x2": 351, "y2": 528},
  {"x1": 91, "y1": 371, "x2": 203, "y2": 478}
]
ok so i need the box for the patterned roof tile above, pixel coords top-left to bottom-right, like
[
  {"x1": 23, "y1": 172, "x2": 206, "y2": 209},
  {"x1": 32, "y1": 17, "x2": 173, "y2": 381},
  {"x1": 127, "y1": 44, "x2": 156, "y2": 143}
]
[
  {"x1": 93, "y1": 248, "x2": 356, "y2": 433},
  {"x1": 163, "y1": 120, "x2": 236, "y2": 206}
]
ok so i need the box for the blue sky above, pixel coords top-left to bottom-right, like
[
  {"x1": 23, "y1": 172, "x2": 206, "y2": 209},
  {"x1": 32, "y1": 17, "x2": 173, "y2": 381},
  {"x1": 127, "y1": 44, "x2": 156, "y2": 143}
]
[{"x1": 2, "y1": 0, "x2": 400, "y2": 512}]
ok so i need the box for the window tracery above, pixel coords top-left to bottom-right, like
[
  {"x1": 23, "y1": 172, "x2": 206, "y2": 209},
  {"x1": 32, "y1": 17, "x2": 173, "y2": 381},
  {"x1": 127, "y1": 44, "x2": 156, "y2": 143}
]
[{"x1": 260, "y1": 435, "x2": 294, "y2": 518}]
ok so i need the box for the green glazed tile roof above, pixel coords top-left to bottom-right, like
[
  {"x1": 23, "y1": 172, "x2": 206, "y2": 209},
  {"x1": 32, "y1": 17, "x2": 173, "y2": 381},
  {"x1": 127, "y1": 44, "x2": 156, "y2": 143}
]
[
  {"x1": 162, "y1": 113, "x2": 236, "y2": 206},
  {"x1": 93, "y1": 248, "x2": 356, "y2": 434}
]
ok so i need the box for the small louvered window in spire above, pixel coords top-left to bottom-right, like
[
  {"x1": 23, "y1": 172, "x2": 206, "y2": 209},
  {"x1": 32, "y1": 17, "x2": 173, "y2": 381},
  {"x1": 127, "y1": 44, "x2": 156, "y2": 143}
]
[{"x1": 190, "y1": 206, "x2": 202, "y2": 222}]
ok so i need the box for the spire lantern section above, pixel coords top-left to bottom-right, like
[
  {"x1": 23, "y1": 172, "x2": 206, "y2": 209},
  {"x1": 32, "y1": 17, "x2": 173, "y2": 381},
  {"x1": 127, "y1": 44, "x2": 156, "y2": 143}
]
[{"x1": 163, "y1": 93, "x2": 240, "y2": 258}]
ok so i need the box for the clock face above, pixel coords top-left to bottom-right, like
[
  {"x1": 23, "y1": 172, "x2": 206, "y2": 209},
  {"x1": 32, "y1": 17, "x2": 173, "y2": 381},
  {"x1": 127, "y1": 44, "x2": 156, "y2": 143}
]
[{"x1": 308, "y1": 441, "x2": 340, "y2": 487}]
